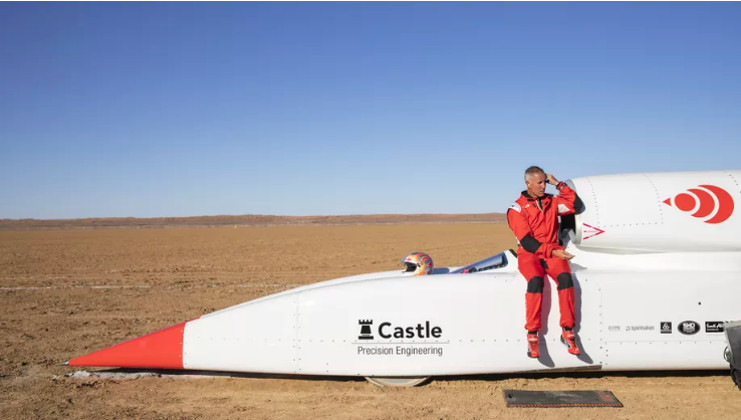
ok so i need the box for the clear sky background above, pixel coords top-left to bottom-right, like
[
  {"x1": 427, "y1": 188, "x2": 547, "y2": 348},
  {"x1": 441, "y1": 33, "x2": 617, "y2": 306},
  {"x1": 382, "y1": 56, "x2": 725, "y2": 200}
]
[{"x1": 2, "y1": 2, "x2": 740, "y2": 219}]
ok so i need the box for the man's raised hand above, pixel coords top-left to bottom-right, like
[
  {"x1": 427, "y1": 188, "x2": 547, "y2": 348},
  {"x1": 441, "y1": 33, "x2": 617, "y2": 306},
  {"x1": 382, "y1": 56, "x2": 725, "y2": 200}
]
[{"x1": 546, "y1": 173, "x2": 560, "y2": 186}]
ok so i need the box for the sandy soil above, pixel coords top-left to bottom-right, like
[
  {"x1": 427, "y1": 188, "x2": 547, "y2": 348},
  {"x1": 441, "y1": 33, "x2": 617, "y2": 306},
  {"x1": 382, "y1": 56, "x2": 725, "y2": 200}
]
[{"x1": 1, "y1": 224, "x2": 739, "y2": 419}]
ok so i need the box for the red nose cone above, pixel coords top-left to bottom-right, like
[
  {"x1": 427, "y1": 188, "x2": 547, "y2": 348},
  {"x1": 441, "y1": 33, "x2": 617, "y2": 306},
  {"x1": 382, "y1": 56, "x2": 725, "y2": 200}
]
[{"x1": 68, "y1": 322, "x2": 187, "y2": 369}]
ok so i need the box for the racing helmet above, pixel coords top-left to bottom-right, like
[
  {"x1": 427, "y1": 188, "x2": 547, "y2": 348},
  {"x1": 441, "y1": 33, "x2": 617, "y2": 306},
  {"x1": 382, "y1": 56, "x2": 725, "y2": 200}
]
[{"x1": 401, "y1": 252, "x2": 434, "y2": 276}]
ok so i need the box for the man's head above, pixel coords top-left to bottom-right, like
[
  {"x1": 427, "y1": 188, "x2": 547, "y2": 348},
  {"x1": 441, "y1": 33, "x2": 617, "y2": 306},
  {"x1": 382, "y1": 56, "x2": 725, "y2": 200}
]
[{"x1": 524, "y1": 166, "x2": 547, "y2": 198}]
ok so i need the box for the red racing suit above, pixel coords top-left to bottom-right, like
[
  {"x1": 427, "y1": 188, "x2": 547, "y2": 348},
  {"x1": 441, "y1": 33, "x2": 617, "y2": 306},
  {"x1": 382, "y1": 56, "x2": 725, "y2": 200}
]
[{"x1": 506, "y1": 182, "x2": 577, "y2": 332}]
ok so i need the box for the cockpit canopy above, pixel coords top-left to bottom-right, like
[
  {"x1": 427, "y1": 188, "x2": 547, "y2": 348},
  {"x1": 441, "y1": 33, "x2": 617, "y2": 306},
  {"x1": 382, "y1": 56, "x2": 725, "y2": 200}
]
[{"x1": 452, "y1": 250, "x2": 513, "y2": 274}]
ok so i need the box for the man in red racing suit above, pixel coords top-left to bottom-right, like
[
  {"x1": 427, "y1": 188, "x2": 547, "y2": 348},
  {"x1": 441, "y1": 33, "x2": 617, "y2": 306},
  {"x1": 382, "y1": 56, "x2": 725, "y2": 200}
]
[{"x1": 506, "y1": 166, "x2": 581, "y2": 358}]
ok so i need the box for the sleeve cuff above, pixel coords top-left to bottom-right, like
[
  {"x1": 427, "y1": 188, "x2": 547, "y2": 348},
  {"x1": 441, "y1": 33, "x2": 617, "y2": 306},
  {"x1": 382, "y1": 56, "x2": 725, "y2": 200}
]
[{"x1": 543, "y1": 243, "x2": 553, "y2": 257}]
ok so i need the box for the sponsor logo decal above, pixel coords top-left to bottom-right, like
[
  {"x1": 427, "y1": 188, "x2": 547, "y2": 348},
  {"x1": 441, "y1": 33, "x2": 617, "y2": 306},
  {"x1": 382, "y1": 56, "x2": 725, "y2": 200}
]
[
  {"x1": 705, "y1": 321, "x2": 725, "y2": 333},
  {"x1": 663, "y1": 185, "x2": 735, "y2": 224},
  {"x1": 625, "y1": 325, "x2": 655, "y2": 332},
  {"x1": 678, "y1": 320, "x2": 700, "y2": 335},
  {"x1": 582, "y1": 223, "x2": 605, "y2": 240},
  {"x1": 358, "y1": 319, "x2": 374, "y2": 340},
  {"x1": 660, "y1": 322, "x2": 672, "y2": 334},
  {"x1": 355, "y1": 318, "x2": 446, "y2": 358}
]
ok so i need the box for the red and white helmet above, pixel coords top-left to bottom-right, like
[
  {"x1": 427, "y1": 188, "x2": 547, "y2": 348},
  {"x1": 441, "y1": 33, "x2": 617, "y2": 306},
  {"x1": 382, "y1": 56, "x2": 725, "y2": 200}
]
[{"x1": 402, "y1": 252, "x2": 434, "y2": 276}]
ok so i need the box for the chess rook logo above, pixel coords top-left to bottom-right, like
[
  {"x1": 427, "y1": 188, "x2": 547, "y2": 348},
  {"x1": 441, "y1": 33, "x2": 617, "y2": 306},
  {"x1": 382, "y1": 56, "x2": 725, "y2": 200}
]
[
  {"x1": 663, "y1": 185, "x2": 735, "y2": 224},
  {"x1": 358, "y1": 319, "x2": 374, "y2": 340}
]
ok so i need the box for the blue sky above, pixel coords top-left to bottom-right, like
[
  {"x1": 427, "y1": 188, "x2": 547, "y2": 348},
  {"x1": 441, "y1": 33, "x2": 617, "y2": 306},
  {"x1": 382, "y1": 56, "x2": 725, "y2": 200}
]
[{"x1": 2, "y1": 2, "x2": 740, "y2": 219}]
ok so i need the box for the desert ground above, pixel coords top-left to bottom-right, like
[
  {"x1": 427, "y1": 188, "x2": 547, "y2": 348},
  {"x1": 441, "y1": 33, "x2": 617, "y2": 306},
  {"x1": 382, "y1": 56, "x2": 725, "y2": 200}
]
[{"x1": 1, "y1": 221, "x2": 740, "y2": 419}]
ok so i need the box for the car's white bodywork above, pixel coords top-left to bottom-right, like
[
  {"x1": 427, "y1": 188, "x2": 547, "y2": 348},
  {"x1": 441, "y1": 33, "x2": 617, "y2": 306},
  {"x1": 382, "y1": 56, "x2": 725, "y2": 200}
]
[{"x1": 69, "y1": 170, "x2": 741, "y2": 379}]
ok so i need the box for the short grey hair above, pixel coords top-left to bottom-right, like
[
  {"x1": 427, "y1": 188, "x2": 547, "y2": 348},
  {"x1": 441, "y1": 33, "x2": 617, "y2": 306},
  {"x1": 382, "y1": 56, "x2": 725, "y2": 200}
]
[{"x1": 524, "y1": 165, "x2": 545, "y2": 181}]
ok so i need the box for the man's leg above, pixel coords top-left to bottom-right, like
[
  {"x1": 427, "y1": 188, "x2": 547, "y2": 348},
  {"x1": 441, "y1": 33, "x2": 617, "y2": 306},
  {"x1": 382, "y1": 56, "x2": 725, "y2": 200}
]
[
  {"x1": 545, "y1": 257, "x2": 575, "y2": 329},
  {"x1": 518, "y1": 253, "x2": 546, "y2": 332},
  {"x1": 545, "y1": 257, "x2": 580, "y2": 355},
  {"x1": 518, "y1": 253, "x2": 545, "y2": 358}
]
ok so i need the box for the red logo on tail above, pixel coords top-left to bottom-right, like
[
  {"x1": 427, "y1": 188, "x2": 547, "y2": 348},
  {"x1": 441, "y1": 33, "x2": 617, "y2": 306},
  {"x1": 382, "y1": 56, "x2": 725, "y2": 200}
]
[{"x1": 663, "y1": 185, "x2": 735, "y2": 224}]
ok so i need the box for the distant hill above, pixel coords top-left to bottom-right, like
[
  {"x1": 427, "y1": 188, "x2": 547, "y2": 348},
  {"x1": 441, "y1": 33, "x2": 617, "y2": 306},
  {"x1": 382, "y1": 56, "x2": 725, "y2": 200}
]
[{"x1": 0, "y1": 213, "x2": 507, "y2": 230}]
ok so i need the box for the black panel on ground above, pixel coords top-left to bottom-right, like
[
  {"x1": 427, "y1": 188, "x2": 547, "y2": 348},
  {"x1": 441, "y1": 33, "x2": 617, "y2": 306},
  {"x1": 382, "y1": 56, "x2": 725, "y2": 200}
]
[{"x1": 503, "y1": 389, "x2": 623, "y2": 408}]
